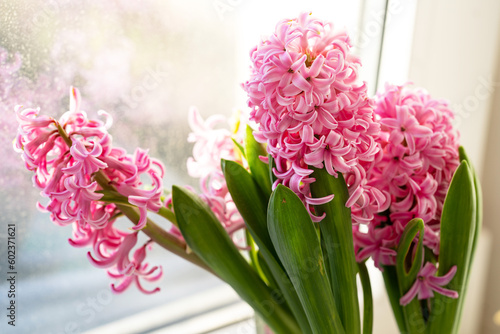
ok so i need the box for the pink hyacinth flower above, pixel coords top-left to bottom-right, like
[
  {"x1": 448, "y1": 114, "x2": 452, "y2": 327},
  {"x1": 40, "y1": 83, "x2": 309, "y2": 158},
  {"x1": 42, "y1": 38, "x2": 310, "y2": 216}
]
[
  {"x1": 353, "y1": 221, "x2": 399, "y2": 269},
  {"x1": 400, "y1": 262, "x2": 458, "y2": 305}
]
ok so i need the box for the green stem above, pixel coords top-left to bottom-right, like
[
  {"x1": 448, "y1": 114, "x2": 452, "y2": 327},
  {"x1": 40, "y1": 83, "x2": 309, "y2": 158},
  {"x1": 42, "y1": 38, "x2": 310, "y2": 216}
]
[
  {"x1": 358, "y1": 261, "x2": 373, "y2": 334},
  {"x1": 157, "y1": 207, "x2": 178, "y2": 226},
  {"x1": 99, "y1": 190, "x2": 178, "y2": 227},
  {"x1": 98, "y1": 191, "x2": 135, "y2": 207},
  {"x1": 55, "y1": 121, "x2": 73, "y2": 147},
  {"x1": 93, "y1": 171, "x2": 214, "y2": 275}
]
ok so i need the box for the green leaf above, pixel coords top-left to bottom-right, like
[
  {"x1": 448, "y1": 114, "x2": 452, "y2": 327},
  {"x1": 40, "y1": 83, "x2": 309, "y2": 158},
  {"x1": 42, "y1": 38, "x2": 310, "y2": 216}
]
[
  {"x1": 246, "y1": 230, "x2": 268, "y2": 284},
  {"x1": 428, "y1": 161, "x2": 476, "y2": 334},
  {"x1": 268, "y1": 154, "x2": 277, "y2": 185},
  {"x1": 222, "y1": 159, "x2": 274, "y2": 254},
  {"x1": 232, "y1": 137, "x2": 246, "y2": 158},
  {"x1": 223, "y1": 160, "x2": 312, "y2": 333},
  {"x1": 458, "y1": 146, "x2": 482, "y2": 262},
  {"x1": 256, "y1": 250, "x2": 279, "y2": 290},
  {"x1": 396, "y1": 218, "x2": 425, "y2": 282},
  {"x1": 309, "y1": 168, "x2": 360, "y2": 334},
  {"x1": 456, "y1": 146, "x2": 482, "y2": 328},
  {"x1": 172, "y1": 186, "x2": 301, "y2": 334},
  {"x1": 268, "y1": 185, "x2": 345, "y2": 334},
  {"x1": 381, "y1": 266, "x2": 407, "y2": 333},
  {"x1": 396, "y1": 218, "x2": 426, "y2": 333},
  {"x1": 252, "y1": 225, "x2": 313, "y2": 334},
  {"x1": 358, "y1": 261, "x2": 373, "y2": 334},
  {"x1": 245, "y1": 125, "x2": 272, "y2": 198}
]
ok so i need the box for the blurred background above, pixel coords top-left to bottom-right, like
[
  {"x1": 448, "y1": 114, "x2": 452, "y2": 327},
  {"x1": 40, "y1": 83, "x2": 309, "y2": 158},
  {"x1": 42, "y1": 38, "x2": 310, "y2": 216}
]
[{"x1": 0, "y1": 0, "x2": 498, "y2": 333}]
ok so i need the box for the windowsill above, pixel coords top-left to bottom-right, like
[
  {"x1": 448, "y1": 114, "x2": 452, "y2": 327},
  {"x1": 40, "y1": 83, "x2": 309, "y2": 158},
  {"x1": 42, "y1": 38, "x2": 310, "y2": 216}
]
[{"x1": 83, "y1": 285, "x2": 253, "y2": 334}]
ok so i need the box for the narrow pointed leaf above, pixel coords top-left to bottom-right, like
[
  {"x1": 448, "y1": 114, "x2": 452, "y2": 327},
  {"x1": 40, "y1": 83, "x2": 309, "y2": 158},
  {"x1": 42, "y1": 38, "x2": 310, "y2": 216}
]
[
  {"x1": 381, "y1": 266, "x2": 407, "y2": 333},
  {"x1": 172, "y1": 186, "x2": 301, "y2": 334},
  {"x1": 396, "y1": 218, "x2": 425, "y2": 280},
  {"x1": 428, "y1": 161, "x2": 476, "y2": 334},
  {"x1": 245, "y1": 125, "x2": 272, "y2": 198},
  {"x1": 232, "y1": 137, "x2": 246, "y2": 158},
  {"x1": 268, "y1": 154, "x2": 277, "y2": 185},
  {"x1": 396, "y1": 218, "x2": 426, "y2": 333},
  {"x1": 358, "y1": 261, "x2": 373, "y2": 334},
  {"x1": 456, "y1": 146, "x2": 482, "y2": 325},
  {"x1": 268, "y1": 185, "x2": 345, "y2": 334},
  {"x1": 256, "y1": 250, "x2": 279, "y2": 291},
  {"x1": 458, "y1": 146, "x2": 482, "y2": 261},
  {"x1": 222, "y1": 159, "x2": 274, "y2": 254},
  {"x1": 222, "y1": 160, "x2": 312, "y2": 333},
  {"x1": 251, "y1": 225, "x2": 313, "y2": 334},
  {"x1": 246, "y1": 230, "x2": 267, "y2": 284},
  {"x1": 310, "y1": 168, "x2": 360, "y2": 334}
]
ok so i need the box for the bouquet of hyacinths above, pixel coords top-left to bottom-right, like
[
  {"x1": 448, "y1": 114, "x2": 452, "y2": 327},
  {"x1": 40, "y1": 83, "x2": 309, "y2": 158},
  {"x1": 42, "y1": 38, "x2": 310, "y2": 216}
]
[{"x1": 13, "y1": 12, "x2": 481, "y2": 334}]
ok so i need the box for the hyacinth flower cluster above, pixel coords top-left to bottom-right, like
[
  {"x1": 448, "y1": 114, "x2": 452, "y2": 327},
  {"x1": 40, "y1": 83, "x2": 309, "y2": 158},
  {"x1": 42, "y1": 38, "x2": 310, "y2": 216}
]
[
  {"x1": 358, "y1": 84, "x2": 460, "y2": 257},
  {"x1": 243, "y1": 12, "x2": 389, "y2": 224},
  {"x1": 15, "y1": 87, "x2": 167, "y2": 294},
  {"x1": 352, "y1": 84, "x2": 480, "y2": 334},
  {"x1": 351, "y1": 84, "x2": 464, "y2": 310},
  {"x1": 351, "y1": 83, "x2": 478, "y2": 332},
  {"x1": 354, "y1": 84, "x2": 461, "y2": 295},
  {"x1": 182, "y1": 108, "x2": 247, "y2": 246}
]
